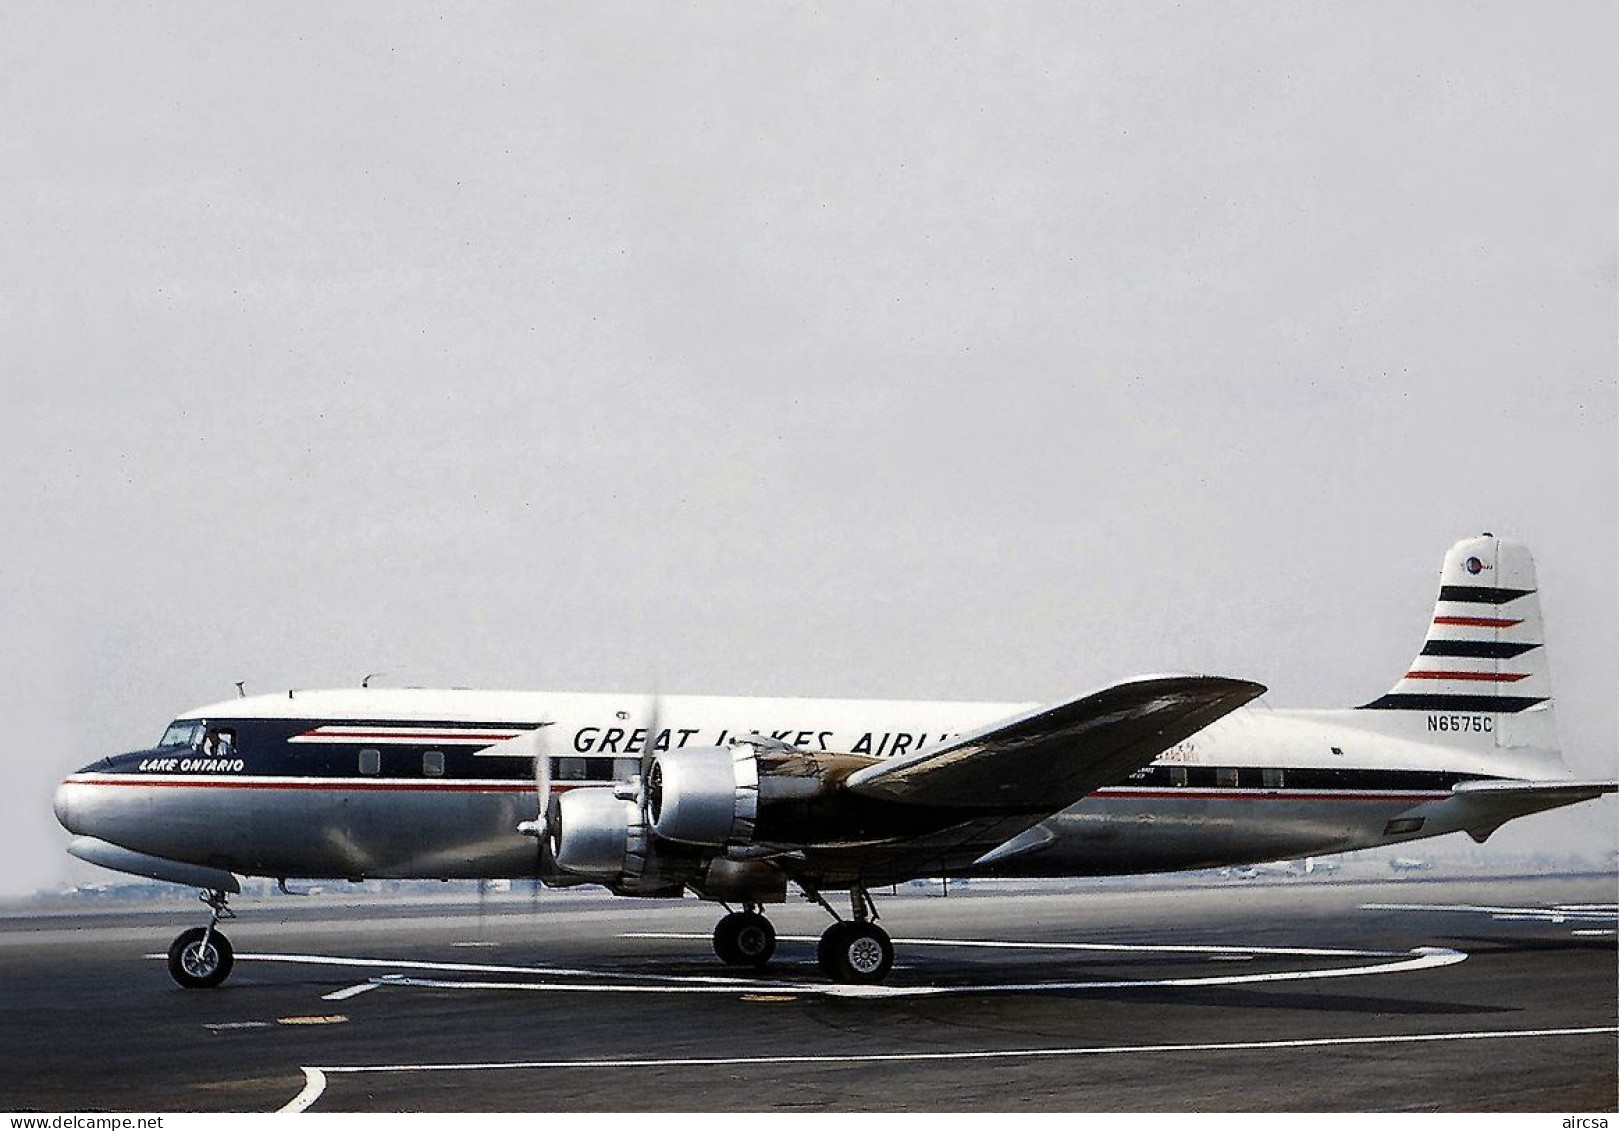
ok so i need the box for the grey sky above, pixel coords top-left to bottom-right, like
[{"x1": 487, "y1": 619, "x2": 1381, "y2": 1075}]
[{"x1": 2, "y1": 3, "x2": 1614, "y2": 896}]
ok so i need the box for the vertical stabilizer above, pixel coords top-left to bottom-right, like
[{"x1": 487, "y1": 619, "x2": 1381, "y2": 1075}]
[
  {"x1": 1361, "y1": 535, "x2": 1550, "y2": 714},
  {"x1": 1357, "y1": 535, "x2": 1560, "y2": 762}
]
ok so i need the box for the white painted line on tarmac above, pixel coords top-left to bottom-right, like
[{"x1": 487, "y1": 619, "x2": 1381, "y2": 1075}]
[
  {"x1": 321, "y1": 982, "x2": 379, "y2": 1002},
  {"x1": 222, "y1": 952, "x2": 766, "y2": 986},
  {"x1": 376, "y1": 976, "x2": 792, "y2": 995},
  {"x1": 279, "y1": 1067, "x2": 327, "y2": 1113},
  {"x1": 179, "y1": 937, "x2": 1465, "y2": 1000},
  {"x1": 621, "y1": 932, "x2": 1401, "y2": 958},
  {"x1": 1361, "y1": 902, "x2": 1619, "y2": 923},
  {"x1": 280, "y1": 1024, "x2": 1619, "y2": 1110},
  {"x1": 358, "y1": 945, "x2": 1466, "y2": 999}
]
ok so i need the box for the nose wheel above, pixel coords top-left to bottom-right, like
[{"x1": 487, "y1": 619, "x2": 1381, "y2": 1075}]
[{"x1": 167, "y1": 888, "x2": 236, "y2": 989}]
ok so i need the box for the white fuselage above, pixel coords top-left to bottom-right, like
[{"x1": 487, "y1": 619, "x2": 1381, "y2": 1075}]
[{"x1": 55, "y1": 686, "x2": 1552, "y2": 885}]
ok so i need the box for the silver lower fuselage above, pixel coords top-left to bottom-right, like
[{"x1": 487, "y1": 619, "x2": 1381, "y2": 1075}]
[{"x1": 53, "y1": 775, "x2": 1444, "y2": 882}]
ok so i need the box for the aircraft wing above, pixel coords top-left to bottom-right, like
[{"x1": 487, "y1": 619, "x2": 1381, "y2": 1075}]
[
  {"x1": 751, "y1": 675, "x2": 1264, "y2": 887},
  {"x1": 844, "y1": 674, "x2": 1266, "y2": 810}
]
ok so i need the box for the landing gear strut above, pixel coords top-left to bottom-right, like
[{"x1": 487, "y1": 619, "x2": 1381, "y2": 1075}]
[
  {"x1": 167, "y1": 888, "x2": 235, "y2": 989},
  {"x1": 713, "y1": 903, "x2": 777, "y2": 967},
  {"x1": 815, "y1": 884, "x2": 893, "y2": 984}
]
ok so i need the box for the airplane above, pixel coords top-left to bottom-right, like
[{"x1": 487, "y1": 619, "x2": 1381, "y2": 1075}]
[{"x1": 52, "y1": 535, "x2": 1616, "y2": 988}]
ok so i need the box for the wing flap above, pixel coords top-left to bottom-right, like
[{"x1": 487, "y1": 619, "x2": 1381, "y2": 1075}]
[{"x1": 845, "y1": 674, "x2": 1265, "y2": 811}]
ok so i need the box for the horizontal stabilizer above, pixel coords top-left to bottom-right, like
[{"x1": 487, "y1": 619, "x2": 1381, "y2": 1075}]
[
  {"x1": 1451, "y1": 779, "x2": 1616, "y2": 800},
  {"x1": 1440, "y1": 779, "x2": 1616, "y2": 844}
]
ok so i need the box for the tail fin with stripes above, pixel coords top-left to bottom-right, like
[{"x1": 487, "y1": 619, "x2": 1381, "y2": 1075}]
[{"x1": 1360, "y1": 534, "x2": 1552, "y2": 716}]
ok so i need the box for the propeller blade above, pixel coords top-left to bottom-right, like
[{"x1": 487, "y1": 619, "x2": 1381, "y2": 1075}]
[
  {"x1": 626, "y1": 689, "x2": 665, "y2": 821},
  {"x1": 514, "y1": 724, "x2": 553, "y2": 839}
]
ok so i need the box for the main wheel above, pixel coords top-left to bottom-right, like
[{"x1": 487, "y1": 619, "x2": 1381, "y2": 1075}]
[
  {"x1": 713, "y1": 911, "x2": 776, "y2": 967},
  {"x1": 818, "y1": 921, "x2": 893, "y2": 984},
  {"x1": 168, "y1": 927, "x2": 234, "y2": 989},
  {"x1": 816, "y1": 921, "x2": 853, "y2": 975}
]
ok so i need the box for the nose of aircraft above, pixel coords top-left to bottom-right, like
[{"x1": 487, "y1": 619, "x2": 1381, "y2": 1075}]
[{"x1": 54, "y1": 776, "x2": 81, "y2": 835}]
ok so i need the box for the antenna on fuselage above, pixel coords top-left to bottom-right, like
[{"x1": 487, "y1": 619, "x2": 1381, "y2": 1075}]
[
  {"x1": 234, "y1": 681, "x2": 246, "y2": 698},
  {"x1": 362, "y1": 672, "x2": 385, "y2": 688}
]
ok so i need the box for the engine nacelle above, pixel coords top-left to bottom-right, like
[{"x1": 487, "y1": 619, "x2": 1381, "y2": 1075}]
[
  {"x1": 548, "y1": 787, "x2": 638, "y2": 878},
  {"x1": 692, "y1": 857, "x2": 787, "y2": 903},
  {"x1": 646, "y1": 746, "x2": 759, "y2": 847}
]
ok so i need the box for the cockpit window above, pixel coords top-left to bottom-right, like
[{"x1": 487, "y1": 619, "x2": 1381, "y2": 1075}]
[{"x1": 158, "y1": 720, "x2": 205, "y2": 749}]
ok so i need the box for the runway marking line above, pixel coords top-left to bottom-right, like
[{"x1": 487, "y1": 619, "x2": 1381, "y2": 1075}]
[
  {"x1": 322, "y1": 983, "x2": 379, "y2": 1002},
  {"x1": 623, "y1": 933, "x2": 1400, "y2": 959},
  {"x1": 210, "y1": 941, "x2": 1464, "y2": 999},
  {"x1": 366, "y1": 946, "x2": 1466, "y2": 998},
  {"x1": 215, "y1": 952, "x2": 772, "y2": 986},
  {"x1": 1361, "y1": 902, "x2": 1619, "y2": 924},
  {"x1": 277, "y1": 1025, "x2": 1619, "y2": 1113}
]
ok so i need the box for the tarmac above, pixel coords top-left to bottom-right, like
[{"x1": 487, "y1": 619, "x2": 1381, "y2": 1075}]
[{"x1": 1, "y1": 874, "x2": 1614, "y2": 1113}]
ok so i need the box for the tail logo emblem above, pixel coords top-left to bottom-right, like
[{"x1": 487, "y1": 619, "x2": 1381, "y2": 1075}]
[{"x1": 1464, "y1": 556, "x2": 1491, "y2": 575}]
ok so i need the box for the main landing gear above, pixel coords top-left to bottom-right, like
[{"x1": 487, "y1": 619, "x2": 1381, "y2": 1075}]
[
  {"x1": 813, "y1": 884, "x2": 893, "y2": 984},
  {"x1": 710, "y1": 884, "x2": 894, "y2": 984},
  {"x1": 713, "y1": 904, "x2": 777, "y2": 967},
  {"x1": 168, "y1": 888, "x2": 235, "y2": 989}
]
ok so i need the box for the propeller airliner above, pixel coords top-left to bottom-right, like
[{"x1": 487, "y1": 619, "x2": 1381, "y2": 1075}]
[{"x1": 54, "y1": 536, "x2": 1615, "y2": 986}]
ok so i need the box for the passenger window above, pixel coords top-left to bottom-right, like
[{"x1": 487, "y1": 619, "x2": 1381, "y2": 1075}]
[
  {"x1": 359, "y1": 748, "x2": 381, "y2": 776},
  {"x1": 1262, "y1": 768, "x2": 1284, "y2": 790},
  {"x1": 1216, "y1": 767, "x2": 1239, "y2": 789},
  {"x1": 1170, "y1": 766, "x2": 1188, "y2": 787},
  {"x1": 612, "y1": 757, "x2": 639, "y2": 781},
  {"x1": 423, "y1": 750, "x2": 445, "y2": 777},
  {"x1": 557, "y1": 757, "x2": 587, "y2": 781}
]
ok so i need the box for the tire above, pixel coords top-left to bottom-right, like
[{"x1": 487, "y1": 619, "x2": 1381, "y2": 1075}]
[
  {"x1": 819, "y1": 921, "x2": 894, "y2": 984},
  {"x1": 816, "y1": 921, "x2": 853, "y2": 976},
  {"x1": 168, "y1": 927, "x2": 234, "y2": 989},
  {"x1": 713, "y1": 911, "x2": 776, "y2": 968}
]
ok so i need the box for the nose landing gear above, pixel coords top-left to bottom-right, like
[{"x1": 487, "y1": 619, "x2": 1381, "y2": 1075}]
[{"x1": 167, "y1": 888, "x2": 235, "y2": 989}]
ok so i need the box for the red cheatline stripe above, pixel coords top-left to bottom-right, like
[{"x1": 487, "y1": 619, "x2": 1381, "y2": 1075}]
[
  {"x1": 1433, "y1": 616, "x2": 1522, "y2": 628},
  {"x1": 1403, "y1": 670, "x2": 1529, "y2": 682},
  {"x1": 67, "y1": 778, "x2": 585, "y2": 793}
]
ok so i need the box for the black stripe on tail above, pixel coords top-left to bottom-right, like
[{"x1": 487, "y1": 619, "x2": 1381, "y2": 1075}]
[{"x1": 1359, "y1": 693, "x2": 1549, "y2": 712}]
